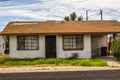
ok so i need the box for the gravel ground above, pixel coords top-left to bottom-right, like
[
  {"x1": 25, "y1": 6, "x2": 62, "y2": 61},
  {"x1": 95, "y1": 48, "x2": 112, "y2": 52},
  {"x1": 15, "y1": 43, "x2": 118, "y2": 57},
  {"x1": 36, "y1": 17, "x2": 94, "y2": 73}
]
[{"x1": 101, "y1": 56, "x2": 120, "y2": 67}]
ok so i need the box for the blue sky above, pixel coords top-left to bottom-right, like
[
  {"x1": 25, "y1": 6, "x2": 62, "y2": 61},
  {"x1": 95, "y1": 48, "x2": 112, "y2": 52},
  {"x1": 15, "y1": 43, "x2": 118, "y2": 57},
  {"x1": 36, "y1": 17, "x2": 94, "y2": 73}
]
[{"x1": 0, "y1": 0, "x2": 120, "y2": 30}]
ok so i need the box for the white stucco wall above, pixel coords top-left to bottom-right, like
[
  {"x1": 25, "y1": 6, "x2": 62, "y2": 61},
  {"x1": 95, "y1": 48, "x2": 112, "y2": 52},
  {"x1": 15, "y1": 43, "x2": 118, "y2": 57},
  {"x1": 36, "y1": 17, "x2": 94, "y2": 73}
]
[
  {"x1": 9, "y1": 35, "x2": 45, "y2": 58},
  {"x1": 98, "y1": 35, "x2": 107, "y2": 55},
  {"x1": 91, "y1": 35, "x2": 107, "y2": 56},
  {"x1": 56, "y1": 34, "x2": 91, "y2": 58},
  {"x1": 98, "y1": 35, "x2": 107, "y2": 47},
  {"x1": 0, "y1": 36, "x2": 5, "y2": 55},
  {"x1": 10, "y1": 34, "x2": 92, "y2": 58}
]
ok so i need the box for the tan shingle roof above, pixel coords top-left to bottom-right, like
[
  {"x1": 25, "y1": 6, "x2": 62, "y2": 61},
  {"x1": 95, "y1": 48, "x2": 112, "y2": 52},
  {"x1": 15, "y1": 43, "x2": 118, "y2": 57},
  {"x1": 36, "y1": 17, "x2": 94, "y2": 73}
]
[{"x1": 1, "y1": 20, "x2": 120, "y2": 35}]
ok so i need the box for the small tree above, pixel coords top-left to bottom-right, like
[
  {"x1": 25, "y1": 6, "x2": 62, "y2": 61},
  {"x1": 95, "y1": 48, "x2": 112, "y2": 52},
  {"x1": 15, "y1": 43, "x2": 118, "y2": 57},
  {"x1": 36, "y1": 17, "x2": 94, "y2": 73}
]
[
  {"x1": 64, "y1": 16, "x2": 70, "y2": 21},
  {"x1": 111, "y1": 36, "x2": 120, "y2": 60},
  {"x1": 78, "y1": 16, "x2": 83, "y2": 21},
  {"x1": 64, "y1": 12, "x2": 83, "y2": 21},
  {"x1": 70, "y1": 12, "x2": 77, "y2": 21}
]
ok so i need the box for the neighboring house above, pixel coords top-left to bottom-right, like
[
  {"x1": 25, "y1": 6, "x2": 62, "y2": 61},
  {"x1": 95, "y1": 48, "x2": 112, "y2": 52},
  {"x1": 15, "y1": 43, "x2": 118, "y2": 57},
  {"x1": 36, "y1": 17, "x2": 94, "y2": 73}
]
[
  {"x1": 0, "y1": 20, "x2": 120, "y2": 58},
  {"x1": 0, "y1": 34, "x2": 5, "y2": 55}
]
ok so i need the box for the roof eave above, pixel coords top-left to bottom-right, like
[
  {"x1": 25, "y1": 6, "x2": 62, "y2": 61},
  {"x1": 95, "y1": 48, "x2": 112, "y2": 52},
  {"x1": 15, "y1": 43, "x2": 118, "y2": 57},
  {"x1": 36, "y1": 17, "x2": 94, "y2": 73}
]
[{"x1": 1, "y1": 32, "x2": 120, "y2": 35}]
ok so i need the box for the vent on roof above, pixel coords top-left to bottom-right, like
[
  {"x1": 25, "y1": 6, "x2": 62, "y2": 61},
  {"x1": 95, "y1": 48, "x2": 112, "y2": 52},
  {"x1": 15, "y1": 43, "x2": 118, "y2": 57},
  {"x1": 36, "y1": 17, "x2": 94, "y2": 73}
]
[
  {"x1": 46, "y1": 20, "x2": 55, "y2": 22},
  {"x1": 12, "y1": 22, "x2": 39, "y2": 25},
  {"x1": 55, "y1": 21, "x2": 65, "y2": 24},
  {"x1": 46, "y1": 20, "x2": 65, "y2": 24}
]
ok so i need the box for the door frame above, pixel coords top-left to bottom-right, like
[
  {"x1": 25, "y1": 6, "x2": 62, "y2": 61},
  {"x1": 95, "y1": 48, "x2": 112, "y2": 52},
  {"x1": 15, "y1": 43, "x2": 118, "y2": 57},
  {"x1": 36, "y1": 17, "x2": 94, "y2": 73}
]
[
  {"x1": 45, "y1": 35, "x2": 56, "y2": 58},
  {"x1": 91, "y1": 36, "x2": 99, "y2": 56}
]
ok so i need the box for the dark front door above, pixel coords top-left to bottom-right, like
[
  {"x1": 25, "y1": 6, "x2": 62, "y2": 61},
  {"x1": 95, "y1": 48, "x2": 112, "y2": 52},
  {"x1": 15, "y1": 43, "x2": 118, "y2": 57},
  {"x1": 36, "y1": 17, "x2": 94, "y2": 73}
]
[{"x1": 45, "y1": 36, "x2": 56, "y2": 58}]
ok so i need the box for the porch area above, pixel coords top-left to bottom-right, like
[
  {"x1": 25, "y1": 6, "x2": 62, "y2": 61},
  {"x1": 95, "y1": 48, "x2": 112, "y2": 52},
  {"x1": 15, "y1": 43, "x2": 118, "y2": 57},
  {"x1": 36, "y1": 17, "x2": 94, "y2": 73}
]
[{"x1": 91, "y1": 35, "x2": 108, "y2": 57}]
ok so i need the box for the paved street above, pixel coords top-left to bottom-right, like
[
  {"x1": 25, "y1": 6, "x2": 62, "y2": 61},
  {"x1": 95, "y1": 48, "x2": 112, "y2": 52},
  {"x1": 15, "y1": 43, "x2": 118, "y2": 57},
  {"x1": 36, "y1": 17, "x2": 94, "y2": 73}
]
[{"x1": 0, "y1": 69, "x2": 120, "y2": 80}]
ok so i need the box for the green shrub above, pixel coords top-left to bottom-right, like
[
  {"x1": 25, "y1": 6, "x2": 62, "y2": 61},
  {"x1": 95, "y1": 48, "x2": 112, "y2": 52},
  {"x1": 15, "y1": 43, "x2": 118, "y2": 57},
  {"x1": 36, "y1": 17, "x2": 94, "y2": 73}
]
[
  {"x1": 112, "y1": 36, "x2": 120, "y2": 60},
  {"x1": 68, "y1": 53, "x2": 79, "y2": 59},
  {"x1": 32, "y1": 59, "x2": 45, "y2": 65}
]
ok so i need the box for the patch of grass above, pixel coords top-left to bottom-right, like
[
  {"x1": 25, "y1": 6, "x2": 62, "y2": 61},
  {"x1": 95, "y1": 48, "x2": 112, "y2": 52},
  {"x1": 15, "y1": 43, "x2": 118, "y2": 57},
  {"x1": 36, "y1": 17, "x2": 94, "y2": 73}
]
[{"x1": 0, "y1": 55, "x2": 107, "y2": 67}]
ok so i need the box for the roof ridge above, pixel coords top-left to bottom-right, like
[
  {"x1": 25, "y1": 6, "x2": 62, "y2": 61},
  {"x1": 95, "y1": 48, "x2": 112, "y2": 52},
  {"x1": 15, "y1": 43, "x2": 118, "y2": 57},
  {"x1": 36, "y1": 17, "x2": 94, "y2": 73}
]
[{"x1": 9, "y1": 20, "x2": 118, "y2": 23}]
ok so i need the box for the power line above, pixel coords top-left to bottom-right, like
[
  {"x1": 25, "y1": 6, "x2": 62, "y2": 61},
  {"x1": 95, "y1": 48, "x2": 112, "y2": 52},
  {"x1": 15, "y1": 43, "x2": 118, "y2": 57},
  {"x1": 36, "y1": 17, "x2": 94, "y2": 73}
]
[
  {"x1": 86, "y1": 8, "x2": 120, "y2": 21},
  {"x1": 88, "y1": 12, "x2": 100, "y2": 18},
  {"x1": 0, "y1": 1, "x2": 40, "y2": 7},
  {"x1": 0, "y1": 0, "x2": 11, "y2": 2},
  {"x1": 0, "y1": 5, "x2": 14, "y2": 7},
  {"x1": 114, "y1": 8, "x2": 120, "y2": 11},
  {"x1": 86, "y1": 11, "x2": 101, "y2": 20},
  {"x1": 88, "y1": 13, "x2": 100, "y2": 20}
]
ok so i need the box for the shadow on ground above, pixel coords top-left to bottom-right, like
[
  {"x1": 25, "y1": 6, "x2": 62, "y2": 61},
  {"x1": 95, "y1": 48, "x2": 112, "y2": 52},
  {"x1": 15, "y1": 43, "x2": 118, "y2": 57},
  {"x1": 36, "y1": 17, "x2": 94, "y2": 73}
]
[
  {"x1": 101, "y1": 56, "x2": 117, "y2": 61},
  {"x1": 0, "y1": 69, "x2": 120, "y2": 80}
]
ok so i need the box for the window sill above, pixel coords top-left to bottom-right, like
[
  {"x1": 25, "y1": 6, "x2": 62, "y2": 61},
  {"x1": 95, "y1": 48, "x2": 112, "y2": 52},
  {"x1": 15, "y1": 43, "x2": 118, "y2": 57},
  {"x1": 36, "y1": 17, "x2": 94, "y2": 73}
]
[
  {"x1": 17, "y1": 49, "x2": 39, "y2": 50},
  {"x1": 63, "y1": 48, "x2": 84, "y2": 51}
]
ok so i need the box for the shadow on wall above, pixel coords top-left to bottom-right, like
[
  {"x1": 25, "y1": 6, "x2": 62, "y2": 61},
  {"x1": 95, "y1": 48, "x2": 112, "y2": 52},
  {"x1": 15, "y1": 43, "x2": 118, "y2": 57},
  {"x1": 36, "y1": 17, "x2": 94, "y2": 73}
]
[{"x1": 4, "y1": 48, "x2": 9, "y2": 54}]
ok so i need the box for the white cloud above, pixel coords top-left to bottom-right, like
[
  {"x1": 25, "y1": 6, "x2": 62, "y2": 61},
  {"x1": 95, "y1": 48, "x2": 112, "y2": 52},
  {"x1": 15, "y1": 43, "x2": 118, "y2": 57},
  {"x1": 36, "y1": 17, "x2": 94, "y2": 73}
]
[
  {"x1": 0, "y1": 0, "x2": 120, "y2": 30},
  {"x1": 80, "y1": 0, "x2": 120, "y2": 9},
  {"x1": 0, "y1": 0, "x2": 120, "y2": 21}
]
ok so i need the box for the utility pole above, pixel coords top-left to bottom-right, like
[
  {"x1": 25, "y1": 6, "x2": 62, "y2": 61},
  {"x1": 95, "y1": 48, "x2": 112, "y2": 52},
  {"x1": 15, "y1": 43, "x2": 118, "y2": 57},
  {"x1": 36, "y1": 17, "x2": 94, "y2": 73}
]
[
  {"x1": 108, "y1": 35, "x2": 112, "y2": 54},
  {"x1": 86, "y1": 10, "x2": 88, "y2": 21},
  {"x1": 100, "y1": 10, "x2": 103, "y2": 20}
]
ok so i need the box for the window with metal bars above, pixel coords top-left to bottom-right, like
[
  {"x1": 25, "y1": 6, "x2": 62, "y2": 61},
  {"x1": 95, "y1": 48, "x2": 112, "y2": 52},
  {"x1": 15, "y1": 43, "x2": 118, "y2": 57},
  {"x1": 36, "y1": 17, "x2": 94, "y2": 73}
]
[
  {"x1": 17, "y1": 35, "x2": 39, "y2": 50},
  {"x1": 63, "y1": 35, "x2": 84, "y2": 50}
]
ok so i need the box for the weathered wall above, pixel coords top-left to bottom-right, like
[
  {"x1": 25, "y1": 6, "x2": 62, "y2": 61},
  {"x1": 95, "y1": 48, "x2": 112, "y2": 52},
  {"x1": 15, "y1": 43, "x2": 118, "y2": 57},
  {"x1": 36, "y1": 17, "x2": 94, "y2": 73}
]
[
  {"x1": 10, "y1": 34, "x2": 92, "y2": 58},
  {"x1": 56, "y1": 34, "x2": 91, "y2": 58},
  {"x1": 9, "y1": 35, "x2": 45, "y2": 58},
  {"x1": 0, "y1": 36, "x2": 5, "y2": 55}
]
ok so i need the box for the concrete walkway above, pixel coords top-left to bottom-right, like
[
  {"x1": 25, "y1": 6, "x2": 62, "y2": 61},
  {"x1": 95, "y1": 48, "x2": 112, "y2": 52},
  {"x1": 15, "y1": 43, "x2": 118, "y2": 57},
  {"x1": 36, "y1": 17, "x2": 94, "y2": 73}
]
[
  {"x1": 0, "y1": 66, "x2": 120, "y2": 73},
  {"x1": 101, "y1": 56, "x2": 120, "y2": 67}
]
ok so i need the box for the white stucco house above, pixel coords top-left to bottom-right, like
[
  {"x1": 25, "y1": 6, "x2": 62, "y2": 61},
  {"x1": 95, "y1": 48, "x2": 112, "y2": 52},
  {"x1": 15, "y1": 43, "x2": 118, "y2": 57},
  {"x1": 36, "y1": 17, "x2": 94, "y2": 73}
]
[
  {"x1": 0, "y1": 20, "x2": 120, "y2": 58},
  {"x1": 0, "y1": 35, "x2": 5, "y2": 55}
]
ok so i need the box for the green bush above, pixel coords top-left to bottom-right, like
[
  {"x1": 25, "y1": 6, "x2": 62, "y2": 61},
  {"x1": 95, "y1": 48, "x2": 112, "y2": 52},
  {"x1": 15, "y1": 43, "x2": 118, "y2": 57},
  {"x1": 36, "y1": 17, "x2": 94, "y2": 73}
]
[
  {"x1": 112, "y1": 36, "x2": 120, "y2": 60},
  {"x1": 68, "y1": 53, "x2": 79, "y2": 59},
  {"x1": 32, "y1": 59, "x2": 45, "y2": 65}
]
